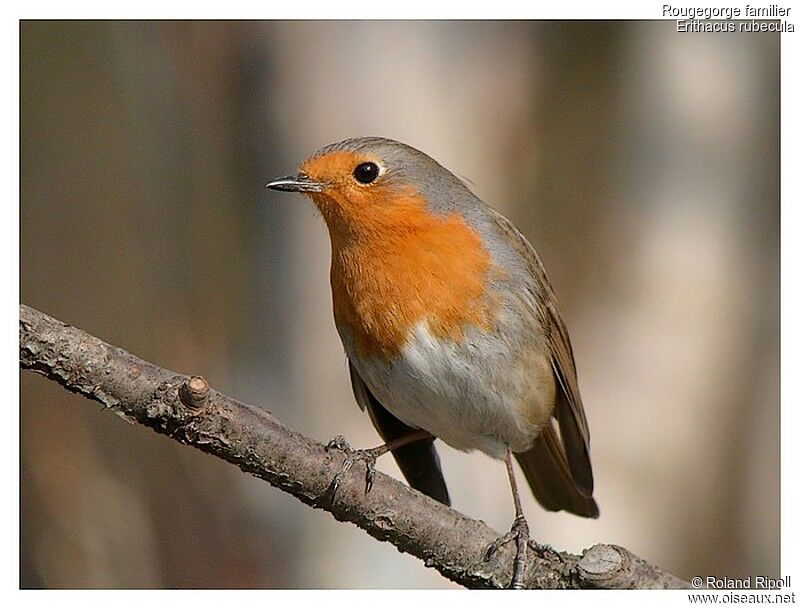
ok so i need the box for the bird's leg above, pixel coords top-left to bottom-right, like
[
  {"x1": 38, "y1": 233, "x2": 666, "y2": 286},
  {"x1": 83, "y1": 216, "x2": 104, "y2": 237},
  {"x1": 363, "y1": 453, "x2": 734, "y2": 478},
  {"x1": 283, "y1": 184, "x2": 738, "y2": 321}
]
[
  {"x1": 485, "y1": 448, "x2": 531, "y2": 589},
  {"x1": 325, "y1": 429, "x2": 433, "y2": 500}
]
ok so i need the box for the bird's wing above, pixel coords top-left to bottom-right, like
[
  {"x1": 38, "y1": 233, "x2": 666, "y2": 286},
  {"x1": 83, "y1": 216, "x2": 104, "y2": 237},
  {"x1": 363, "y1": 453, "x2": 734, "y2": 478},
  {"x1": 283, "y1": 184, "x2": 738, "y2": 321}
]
[
  {"x1": 515, "y1": 423, "x2": 599, "y2": 517},
  {"x1": 348, "y1": 360, "x2": 451, "y2": 505},
  {"x1": 486, "y1": 208, "x2": 595, "y2": 498}
]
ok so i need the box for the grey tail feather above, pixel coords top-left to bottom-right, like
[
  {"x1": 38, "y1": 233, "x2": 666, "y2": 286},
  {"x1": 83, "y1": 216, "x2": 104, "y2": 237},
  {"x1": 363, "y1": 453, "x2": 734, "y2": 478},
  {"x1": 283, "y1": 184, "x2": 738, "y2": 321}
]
[
  {"x1": 389, "y1": 437, "x2": 451, "y2": 506},
  {"x1": 362, "y1": 390, "x2": 450, "y2": 505},
  {"x1": 554, "y1": 392, "x2": 595, "y2": 496},
  {"x1": 349, "y1": 361, "x2": 450, "y2": 505},
  {"x1": 515, "y1": 423, "x2": 599, "y2": 518}
]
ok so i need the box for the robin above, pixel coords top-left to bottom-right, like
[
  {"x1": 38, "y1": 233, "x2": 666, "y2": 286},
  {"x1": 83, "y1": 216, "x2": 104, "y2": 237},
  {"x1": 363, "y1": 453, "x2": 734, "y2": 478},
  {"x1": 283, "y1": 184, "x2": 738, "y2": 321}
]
[{"x1": 267, "y1": 137, "x2": 598, "y2": 588}]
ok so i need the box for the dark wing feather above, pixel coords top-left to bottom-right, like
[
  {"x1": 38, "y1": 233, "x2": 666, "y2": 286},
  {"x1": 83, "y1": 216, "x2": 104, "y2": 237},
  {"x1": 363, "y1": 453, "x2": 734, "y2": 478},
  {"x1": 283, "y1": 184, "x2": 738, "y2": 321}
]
[
  {"x1": 348, "y1": 361, "x2": 451, "y2": 506},
  {"x1": 548, "y1": 312, "x2": 594, "y2": 496},
  {"x1": 486, "y1": 209, "x2": 596, "y2": 502},
  {"x1": 515, "y1": 423, "x2": 598, "y2": 517}
]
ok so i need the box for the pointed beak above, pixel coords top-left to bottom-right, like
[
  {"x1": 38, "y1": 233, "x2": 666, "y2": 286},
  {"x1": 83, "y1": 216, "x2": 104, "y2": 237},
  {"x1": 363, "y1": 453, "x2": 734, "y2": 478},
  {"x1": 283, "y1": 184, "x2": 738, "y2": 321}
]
[{"x1": 265, "y1": 172, "x2": 326, "y2": 193}]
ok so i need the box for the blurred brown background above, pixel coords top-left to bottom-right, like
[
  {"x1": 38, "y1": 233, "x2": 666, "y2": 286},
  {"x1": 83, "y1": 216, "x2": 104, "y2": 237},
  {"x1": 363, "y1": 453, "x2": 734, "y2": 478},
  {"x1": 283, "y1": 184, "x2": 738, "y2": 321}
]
[{"x1": 20, "y1": 21, "x2": 779, "y2": 588}]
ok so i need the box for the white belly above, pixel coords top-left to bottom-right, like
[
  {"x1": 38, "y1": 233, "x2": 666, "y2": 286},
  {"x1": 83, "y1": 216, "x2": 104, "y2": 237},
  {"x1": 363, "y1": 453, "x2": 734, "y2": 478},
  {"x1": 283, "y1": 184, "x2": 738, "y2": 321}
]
[{"x1": 344, "y1": 321, "x2": 554, "y2": 459}]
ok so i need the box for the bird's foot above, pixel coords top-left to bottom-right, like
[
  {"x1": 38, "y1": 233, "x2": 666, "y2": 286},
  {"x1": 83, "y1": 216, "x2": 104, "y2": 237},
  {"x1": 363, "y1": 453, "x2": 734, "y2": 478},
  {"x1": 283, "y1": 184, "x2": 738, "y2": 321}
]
[
  {"x1": 324, "y1": 435, "x2": 386, "y2": 502},
  {"x1": 325, "y1": 434, "x2": 351, "y2": 453},
  {"x1": 485, "y1": 514, "x2": 531, "y2": 589},
  {"x1": 529, "y1": 540, "x2": 562, "y2": 562}
]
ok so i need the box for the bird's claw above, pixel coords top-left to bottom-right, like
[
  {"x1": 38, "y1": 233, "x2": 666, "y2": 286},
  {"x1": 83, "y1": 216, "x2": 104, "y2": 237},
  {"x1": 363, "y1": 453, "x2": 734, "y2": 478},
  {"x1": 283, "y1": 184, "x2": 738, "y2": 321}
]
[
  {"x1": 529, "y1": 540, "x2": 561, "y2": 562},
  {"x1": 485, "y1": 515, "x2": 530, "y2": 589},
  {"x1": 325, "y1": 435, "x2": 351, "y2": 452},
  {"x1": 325, "y1": 436, "x2": 381, "y2": 503}
]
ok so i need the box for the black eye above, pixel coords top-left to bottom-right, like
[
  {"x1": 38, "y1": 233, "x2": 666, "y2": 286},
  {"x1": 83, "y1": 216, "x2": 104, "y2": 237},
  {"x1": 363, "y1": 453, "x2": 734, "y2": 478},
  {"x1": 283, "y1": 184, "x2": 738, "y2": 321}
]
[{"x1": 353, "y1": 162, "x2": 380, "y2": 184}]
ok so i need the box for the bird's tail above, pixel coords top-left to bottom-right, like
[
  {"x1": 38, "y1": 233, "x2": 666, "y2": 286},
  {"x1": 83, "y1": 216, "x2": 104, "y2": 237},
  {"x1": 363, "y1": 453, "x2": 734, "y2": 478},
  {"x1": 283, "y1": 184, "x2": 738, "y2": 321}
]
[{"x1": 514, "y1": 422, "x2": 599, "y2": 518}]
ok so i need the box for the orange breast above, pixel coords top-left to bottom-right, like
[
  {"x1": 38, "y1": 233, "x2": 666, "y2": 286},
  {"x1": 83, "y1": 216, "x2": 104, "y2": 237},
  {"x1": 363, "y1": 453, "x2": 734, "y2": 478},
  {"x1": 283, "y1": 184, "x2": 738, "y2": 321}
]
[{"x1": 325, "y1": 190, "x2": 495, "y2": 359}]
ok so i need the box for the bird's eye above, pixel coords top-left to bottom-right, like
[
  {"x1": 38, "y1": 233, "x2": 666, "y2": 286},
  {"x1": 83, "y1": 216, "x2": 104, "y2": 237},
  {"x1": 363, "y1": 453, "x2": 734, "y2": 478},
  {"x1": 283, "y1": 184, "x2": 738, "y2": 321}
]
[{"x1": 353, "y1": 162, "x2": 380, "y2": 184}]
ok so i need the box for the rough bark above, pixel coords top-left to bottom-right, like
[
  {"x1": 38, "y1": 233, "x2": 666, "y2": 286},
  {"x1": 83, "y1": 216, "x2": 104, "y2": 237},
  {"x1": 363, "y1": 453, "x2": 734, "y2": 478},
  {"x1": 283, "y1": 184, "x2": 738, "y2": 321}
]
[{"x1": 19, "y1": 304, "x2": 688, "y2": 589}]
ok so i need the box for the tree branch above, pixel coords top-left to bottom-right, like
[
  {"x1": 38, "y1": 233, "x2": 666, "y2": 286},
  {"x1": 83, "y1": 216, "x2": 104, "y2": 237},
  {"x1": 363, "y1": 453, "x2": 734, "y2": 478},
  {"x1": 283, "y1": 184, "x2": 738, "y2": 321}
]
[{"x1": 19, "y1": 304, "x2": 688, "y2": 589}]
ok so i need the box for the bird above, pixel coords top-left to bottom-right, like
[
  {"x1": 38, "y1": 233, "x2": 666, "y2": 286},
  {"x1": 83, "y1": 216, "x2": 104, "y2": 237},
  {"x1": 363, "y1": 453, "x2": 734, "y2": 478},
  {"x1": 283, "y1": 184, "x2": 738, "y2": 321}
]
[{"x1": 266, "y1": 137, "x2": 598, "y2": 588}]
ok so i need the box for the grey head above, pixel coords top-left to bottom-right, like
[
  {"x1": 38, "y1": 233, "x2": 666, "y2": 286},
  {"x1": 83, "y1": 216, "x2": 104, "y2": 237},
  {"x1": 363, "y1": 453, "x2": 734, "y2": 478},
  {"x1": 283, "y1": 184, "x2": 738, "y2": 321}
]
[
  {"x1": 266, "y1": 136, "x2": 536, "y2": 291},
  {"x1": 267, "y1": 136, "x2": 487, "y2": 220}
]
